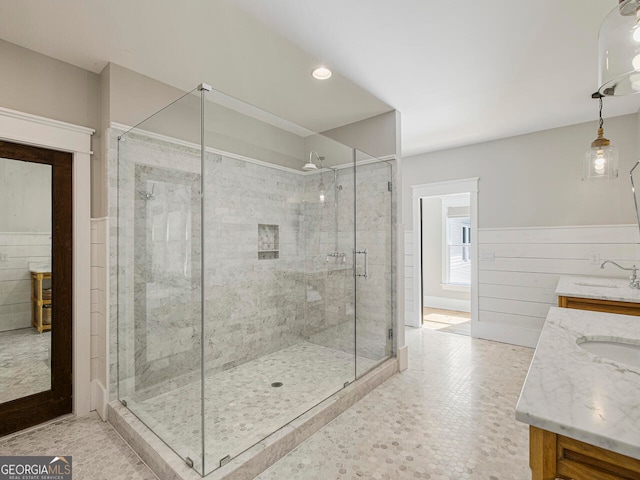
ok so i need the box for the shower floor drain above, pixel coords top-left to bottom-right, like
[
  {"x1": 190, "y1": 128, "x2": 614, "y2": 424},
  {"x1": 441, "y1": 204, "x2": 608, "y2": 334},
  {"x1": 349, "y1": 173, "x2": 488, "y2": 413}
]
[{"x1": 271, "y1": 382, "x2": 283, "y2": 388}]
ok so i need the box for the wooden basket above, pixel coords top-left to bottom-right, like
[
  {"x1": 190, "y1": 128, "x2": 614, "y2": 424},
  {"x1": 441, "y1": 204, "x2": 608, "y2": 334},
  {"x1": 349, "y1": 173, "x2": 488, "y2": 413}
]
[
  {"x1": 42, "y1": 288, "x2": 52, "y2": 301},
  {"x1": 42, "y1": 305, "x2": 52, "y2": 325}
]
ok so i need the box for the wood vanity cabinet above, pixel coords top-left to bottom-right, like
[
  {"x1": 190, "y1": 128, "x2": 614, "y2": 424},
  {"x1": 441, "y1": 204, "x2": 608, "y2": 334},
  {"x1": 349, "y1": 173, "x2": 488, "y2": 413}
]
[
  {"x1": 31, "y1": 271, "x2": 52, "y2": 333},
  {"x1": 530, "y1": 426, "x2": 640, "y2": 480},
  {"x1": 557, "y1": 295, "x2": 640, "y2": 316}
]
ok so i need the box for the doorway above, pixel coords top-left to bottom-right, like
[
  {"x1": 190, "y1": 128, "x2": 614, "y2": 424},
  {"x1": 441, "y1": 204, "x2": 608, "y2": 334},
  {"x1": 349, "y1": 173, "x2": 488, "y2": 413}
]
[
  {"x1": 421, "y1": 193, "x2": 471, "y2": 336},
  {"x1": 409, "y1": 178, "x2": 478, "y2": 334},
  {"x1": 0, "y1": 140, "x2": 73, "y2": 436}
]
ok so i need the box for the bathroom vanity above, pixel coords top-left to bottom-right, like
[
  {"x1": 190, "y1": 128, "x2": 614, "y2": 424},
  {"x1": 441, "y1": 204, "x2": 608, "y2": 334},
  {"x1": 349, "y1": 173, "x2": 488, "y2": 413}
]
[
  {"x1": 516, "y1": 307, "x2": 640, "y2": 479},
  {"x1": 555, "y1": 275, "x2": 640, "y2": 316}
]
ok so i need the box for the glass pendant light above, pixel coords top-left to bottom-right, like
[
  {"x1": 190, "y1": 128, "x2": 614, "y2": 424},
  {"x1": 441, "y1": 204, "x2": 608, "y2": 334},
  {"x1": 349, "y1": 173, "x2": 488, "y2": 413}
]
[
  {"x1": 583, "y1": 94, "x2": 618, "y2": 180},
  {"x1": 598, "y1": 0, "x2": 640, "y2": 96}
]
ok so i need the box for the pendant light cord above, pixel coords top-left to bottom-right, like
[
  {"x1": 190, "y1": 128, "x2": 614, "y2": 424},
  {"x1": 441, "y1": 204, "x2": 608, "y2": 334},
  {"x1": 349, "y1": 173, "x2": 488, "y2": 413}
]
[{"x1": 599, "y1": 96, "x2": 604, "y2": 129}]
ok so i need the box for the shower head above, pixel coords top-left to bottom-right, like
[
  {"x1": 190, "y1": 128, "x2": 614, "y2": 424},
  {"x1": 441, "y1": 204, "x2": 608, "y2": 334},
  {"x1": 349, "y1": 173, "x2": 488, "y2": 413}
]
[
  {"x1": 303, "y1": 162, "x2": 318, "y2": 171},
  {"x1": 303, "y1": 151, "x2": 325, "y2": 171},
  {"x1": 138, "y1": 183, "x2": 155, "y2": 200}
]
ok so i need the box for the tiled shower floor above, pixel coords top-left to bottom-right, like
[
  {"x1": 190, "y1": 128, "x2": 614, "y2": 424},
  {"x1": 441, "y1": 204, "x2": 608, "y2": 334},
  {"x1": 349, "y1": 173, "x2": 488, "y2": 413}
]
[{"x1": 122, "y1": 342, "x2": 378, "y2": 474}]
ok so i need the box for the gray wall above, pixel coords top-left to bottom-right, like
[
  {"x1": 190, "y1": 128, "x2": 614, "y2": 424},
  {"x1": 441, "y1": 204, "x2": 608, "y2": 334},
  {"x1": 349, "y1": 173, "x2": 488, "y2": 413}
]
[
  {"x1": 403, "y1": 113, "x2": 639, "y2": 229},
  {"x1": 322, "y1": 111, "x2": 399, "y2": 160},
  {"x1": 0, "y1": 39, "x2": 99, "y2": 130},
  {"x1": 0, "y1": 40, "x2": 101, "y2": 216},
  {"x1": 106, "y1": 64, "x2": 306, "y2": 167}
]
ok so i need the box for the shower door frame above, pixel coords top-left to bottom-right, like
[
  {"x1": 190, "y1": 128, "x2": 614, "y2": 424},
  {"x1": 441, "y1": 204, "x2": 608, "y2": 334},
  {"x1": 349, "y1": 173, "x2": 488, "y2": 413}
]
[{"x1": 353, "y1": 153, "x2": 395, "y2": 380}]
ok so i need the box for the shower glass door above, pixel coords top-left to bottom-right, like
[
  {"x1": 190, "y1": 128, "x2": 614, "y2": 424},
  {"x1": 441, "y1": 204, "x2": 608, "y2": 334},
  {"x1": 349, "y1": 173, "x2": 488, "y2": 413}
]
[
  {"x1": 117, "y1": 88, "x2": 205, "y2": 474},
  {"x1": 200, "y1": 123, "x2": 358, "y2": 473},
  {"x1": 354, "y1": 151, "x2": 394, "y2": 378}
]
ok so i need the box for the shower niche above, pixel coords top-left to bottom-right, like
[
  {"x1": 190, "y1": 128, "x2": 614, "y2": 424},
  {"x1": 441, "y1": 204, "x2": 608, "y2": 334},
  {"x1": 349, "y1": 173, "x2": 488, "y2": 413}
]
[
  {"x1": 113, "y1": 84, "x2": 396, "y2": 477},
  {"x1": 257, "y1": 224, "x2": 279, "y2": 259}
]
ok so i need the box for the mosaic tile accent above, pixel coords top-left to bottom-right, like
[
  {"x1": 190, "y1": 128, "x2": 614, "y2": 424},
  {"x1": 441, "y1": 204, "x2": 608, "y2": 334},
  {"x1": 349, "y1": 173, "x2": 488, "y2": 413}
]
[
  {"x1": 258, "y1": 327, "x2": 534, "y2": 480},
  {"x1": 0, "y1": 328, "x2": 50, "y2": 404},
  {"x1": 0, "y1": 413, "x2": 158, "y2": 480}
]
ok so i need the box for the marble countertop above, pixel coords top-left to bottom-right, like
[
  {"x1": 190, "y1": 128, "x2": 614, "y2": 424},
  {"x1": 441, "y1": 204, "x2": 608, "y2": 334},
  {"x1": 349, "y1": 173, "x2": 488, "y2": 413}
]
[
  {"x1": 516, "y1": 306, "x2": 640, "y2": 460},
  {"x1": 556, "y1": 275, "x2": 640, "y2": 303}
]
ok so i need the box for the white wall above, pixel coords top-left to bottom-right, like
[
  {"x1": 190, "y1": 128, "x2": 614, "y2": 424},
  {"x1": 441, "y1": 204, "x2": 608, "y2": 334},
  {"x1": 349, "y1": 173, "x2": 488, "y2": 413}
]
[
  {"x1": 476, "y1": 225, "x2": 638, "y2": 347},
  {"x1": 0, "y1": 158, "x2": 52, "y2": 332},
  {"x1": 403, "y1": 113, "x2": 640, "y2": 346},
  {"x1": 0, "y1": 158, "x2": 51, "y2": 232},
  {"x1": 0, "y1": 233, "x2": 51, "y2": 332}
]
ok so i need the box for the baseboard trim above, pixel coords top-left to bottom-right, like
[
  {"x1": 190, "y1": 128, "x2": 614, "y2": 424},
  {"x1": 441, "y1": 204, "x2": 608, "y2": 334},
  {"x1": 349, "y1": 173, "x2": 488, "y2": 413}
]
[
  {"x1": 424, "y1": 295, "x2": 471, "y2": 313},
  {"x1": 398, "y1": 345, "x2": 408, "y2": 371},
  {"x1": 90, "y1": 380, "x2": 108, "y2": 421},
  {"x1": 472, "y1": 321, "x2": 540, "y2": 348}
]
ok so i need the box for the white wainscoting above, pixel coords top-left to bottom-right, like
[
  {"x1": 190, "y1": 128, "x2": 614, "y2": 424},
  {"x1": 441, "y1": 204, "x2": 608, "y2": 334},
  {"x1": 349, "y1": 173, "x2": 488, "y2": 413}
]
[
  {"x1": 404, "y1": 231, "x2": 416, "y2": 326},
  {"x1": 90, "y1": 218, "x2": 109, "y2": 420},
  {"x1": 477, "y1": 225, "x2": 640, "y2": 347},
  {"x1": 0, "y1": 232, "x2": 51, "y2": 332}
]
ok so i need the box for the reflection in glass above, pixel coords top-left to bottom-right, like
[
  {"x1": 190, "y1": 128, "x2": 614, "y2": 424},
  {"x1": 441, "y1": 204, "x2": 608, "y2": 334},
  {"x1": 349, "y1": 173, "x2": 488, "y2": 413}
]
[{"x1": 0, "y1": 157, "x2": 52, "y2": 404}]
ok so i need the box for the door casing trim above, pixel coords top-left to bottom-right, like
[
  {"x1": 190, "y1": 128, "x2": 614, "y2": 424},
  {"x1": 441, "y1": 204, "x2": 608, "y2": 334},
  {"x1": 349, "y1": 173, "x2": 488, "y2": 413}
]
[{"x1": 0, "y1": 106, "x2": 94, "y2": 417}]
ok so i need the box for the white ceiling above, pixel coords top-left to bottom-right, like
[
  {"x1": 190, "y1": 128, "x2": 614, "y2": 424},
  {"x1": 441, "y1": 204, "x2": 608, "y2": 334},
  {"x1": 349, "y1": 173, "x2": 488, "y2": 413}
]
[
  {"x1": 233, "y1": 0, "x2": 640, "y2": 156},
  {"x1": 1, "y1": 0, "x2": 638, "y2": 157}
]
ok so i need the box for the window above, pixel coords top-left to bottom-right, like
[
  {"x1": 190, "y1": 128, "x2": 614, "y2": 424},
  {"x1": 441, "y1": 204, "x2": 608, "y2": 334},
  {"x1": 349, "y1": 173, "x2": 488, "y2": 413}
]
[{"x1": 441, "y1": 197, "x2": 471, "y2": 288}]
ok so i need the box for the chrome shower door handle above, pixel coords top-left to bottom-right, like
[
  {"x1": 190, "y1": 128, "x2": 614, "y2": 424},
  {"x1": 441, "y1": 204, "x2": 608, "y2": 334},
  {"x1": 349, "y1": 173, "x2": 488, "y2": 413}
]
[{"x1": 354, "y1": 248, "x2": 368, "y2": 278}]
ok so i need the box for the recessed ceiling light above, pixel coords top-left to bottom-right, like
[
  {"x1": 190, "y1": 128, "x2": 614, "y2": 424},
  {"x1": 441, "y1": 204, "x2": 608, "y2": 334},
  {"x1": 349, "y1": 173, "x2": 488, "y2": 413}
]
[{"x1": 311, "y1": 66, "x2": 332, "y2": 80}]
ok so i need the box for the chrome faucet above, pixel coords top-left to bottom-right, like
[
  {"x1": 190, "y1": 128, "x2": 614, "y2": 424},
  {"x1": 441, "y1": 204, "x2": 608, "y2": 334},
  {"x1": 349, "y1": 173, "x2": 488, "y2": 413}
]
[{"x1": 600, "y1": 260, "x2": 640, "y2": 289}]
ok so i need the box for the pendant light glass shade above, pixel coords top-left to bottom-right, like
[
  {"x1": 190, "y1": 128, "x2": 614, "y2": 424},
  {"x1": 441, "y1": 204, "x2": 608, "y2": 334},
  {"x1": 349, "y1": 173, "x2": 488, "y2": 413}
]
[
  {"x1": 583, "y1": 96, "x2": 619, "y2": 181},
  {"x1": 583, "y1": 130, "x2": 619, "y2": 180},
  {"x1": 598, "y1": 0, "x2": 640, "y2": 96}
]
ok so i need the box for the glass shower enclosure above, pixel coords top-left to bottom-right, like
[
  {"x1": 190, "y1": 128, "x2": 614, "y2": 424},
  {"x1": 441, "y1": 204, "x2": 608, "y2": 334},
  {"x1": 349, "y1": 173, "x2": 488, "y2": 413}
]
[{"x1": 116, "y1": 85, "x2": 394, "y2": 475}]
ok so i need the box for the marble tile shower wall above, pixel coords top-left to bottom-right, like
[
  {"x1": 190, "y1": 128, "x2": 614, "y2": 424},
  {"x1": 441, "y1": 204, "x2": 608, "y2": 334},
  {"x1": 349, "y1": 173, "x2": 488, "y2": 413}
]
[
  {"x1": 109, "y1": 129, "x2": 309, "y2": 397},
  {"x1": 202, "y1": 154, "x2": 306, "y2": 374},
  {"x1": 111, "y1": 130, "x2": 203, "y2": 399},
  {"x1": 302, "y1": 162, "x2": 393, "y2": 365},
  {"x1": 108, "y1": 126, "x2": 396, "y2": 402},
  {"x1": 303, "y1": 171, "x2": 355, "y2": 355}
]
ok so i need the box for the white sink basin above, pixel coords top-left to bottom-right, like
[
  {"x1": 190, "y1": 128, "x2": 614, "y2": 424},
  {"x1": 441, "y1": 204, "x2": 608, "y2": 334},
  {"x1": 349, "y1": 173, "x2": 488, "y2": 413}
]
[
  {"x1": 577, "y1": 337, "x2": 640, "y2": 368},
  {"x1": 574, "y1": 282, "x2": 618, "y2": 289}
]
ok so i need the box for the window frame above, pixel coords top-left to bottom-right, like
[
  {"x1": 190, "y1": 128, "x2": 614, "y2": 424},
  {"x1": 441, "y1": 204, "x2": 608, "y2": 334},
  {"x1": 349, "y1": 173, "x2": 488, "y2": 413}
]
[{"x1": 441, "y1": 195, "x2": 471, "y2": 290}]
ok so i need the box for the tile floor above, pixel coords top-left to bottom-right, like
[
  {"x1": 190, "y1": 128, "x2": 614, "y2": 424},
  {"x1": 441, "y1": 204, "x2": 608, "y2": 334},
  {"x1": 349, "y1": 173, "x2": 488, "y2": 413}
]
[
  {"x1": 0, "y1": 414, "x2": 158, "y2": 480},
  {"x1": 258, "y1": 327, "x2": 533, "y2": 479},
  {"x1": 0, "y1": 327, "x2": 51, "y2": 404},
  {"x1": 0, "y1": 327, "x2": 534, "y2": 480}
]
